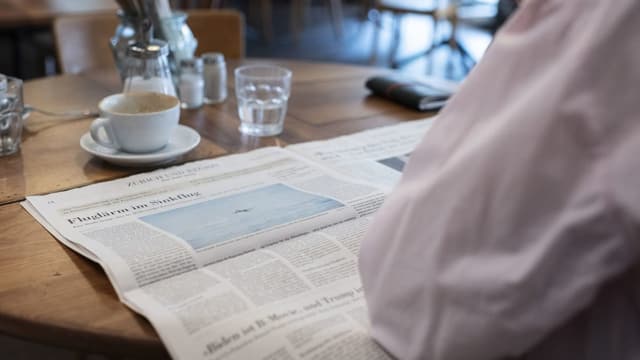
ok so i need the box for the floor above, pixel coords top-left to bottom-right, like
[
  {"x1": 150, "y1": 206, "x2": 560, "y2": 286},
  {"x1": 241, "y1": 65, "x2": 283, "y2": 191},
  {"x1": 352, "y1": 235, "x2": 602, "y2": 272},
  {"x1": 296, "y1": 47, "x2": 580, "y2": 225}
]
[{"x1": 0, "y1": 1, "x2": 496, "y2": 358}]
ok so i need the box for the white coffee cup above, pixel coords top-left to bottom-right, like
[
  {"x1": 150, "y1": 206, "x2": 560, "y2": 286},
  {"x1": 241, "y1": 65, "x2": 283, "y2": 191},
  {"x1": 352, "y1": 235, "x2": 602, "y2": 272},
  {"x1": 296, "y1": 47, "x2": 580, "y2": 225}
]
[{"x1": 90, "y1": 92, "x2": 180, "y2": 153}]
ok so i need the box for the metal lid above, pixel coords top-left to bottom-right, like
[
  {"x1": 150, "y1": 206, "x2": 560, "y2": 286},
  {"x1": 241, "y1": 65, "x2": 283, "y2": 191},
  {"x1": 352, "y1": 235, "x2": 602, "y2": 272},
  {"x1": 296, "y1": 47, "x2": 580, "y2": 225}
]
[
  {"x1": 126, "y1": 39, "x2": 169, "y2": 59},
  {"x1": 180, "y1": 57, "x2": 203, "y2": 72},
  {"x1": 202, "y1": 52, "x2": 225, "y2": 65}
]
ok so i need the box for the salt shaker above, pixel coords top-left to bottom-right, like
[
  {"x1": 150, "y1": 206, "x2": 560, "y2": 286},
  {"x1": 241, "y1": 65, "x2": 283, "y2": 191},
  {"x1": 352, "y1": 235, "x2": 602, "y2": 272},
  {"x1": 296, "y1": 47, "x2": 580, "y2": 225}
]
[
  {"x1": 178, "y1": 58, "x2": 204, "y2": 109},
  {"x1": 202, "y1": 52, "x2": 227, "y2": 104}
]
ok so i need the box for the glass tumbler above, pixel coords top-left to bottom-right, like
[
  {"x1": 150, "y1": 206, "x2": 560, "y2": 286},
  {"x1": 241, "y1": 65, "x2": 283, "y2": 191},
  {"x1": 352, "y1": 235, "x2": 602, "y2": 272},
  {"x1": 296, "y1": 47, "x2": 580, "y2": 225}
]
[
  {"x1": 234, "y1": 65, "x2": 292, "y2": 137},
  {"x1": 0, "y1": 75, "x2": 24, "y2": 156}
]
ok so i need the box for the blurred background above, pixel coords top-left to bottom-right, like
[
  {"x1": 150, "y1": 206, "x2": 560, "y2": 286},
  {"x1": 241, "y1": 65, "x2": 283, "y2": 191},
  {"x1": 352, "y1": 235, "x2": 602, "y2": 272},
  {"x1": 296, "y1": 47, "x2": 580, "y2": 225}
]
[{"x1": 0, "y1": 0, "x2": 518, "y2": 82}]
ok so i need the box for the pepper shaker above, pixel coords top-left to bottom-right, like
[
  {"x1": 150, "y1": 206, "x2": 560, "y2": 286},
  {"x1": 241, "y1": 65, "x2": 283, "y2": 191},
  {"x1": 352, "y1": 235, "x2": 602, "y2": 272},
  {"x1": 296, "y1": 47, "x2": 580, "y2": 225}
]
[
  {"x1": 178, "y1": 57, "x2": 204, "y2": 109},
  {"x1": 202, "y1": 52, "x2": 227, "y2": 104}
]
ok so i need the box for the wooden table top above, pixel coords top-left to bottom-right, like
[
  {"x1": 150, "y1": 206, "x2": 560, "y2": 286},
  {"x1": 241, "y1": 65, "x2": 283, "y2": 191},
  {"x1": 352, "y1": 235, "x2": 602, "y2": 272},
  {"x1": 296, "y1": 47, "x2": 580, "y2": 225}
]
[
  {"x1": 0, "y1": 59, "x2": 436, "y2": 357},
  {"x1": 0, "y1": 0, "x2": 117, "y2": 29}
]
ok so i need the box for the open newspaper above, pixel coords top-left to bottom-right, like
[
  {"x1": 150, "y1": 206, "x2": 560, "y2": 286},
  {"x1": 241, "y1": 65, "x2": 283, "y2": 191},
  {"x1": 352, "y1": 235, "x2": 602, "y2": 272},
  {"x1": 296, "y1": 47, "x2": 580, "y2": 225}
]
[{"x1": 23, "y1": 119, "x2": 433, "y2": 360}]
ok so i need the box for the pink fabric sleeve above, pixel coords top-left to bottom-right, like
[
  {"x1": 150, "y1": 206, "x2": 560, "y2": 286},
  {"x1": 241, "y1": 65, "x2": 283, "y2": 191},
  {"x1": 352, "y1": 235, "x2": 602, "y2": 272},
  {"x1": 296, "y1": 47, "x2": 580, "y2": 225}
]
[{"x1": 359, "y1": 0, "x2": 640, "y2": 359}]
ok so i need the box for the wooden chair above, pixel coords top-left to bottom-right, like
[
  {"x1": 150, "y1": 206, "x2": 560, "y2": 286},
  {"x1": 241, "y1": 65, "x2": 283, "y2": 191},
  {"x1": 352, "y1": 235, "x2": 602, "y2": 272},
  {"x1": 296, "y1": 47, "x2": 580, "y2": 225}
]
[
  {"x1": 53, "y1": 12, "x2": 119, "y2": 74},
  {"x1": 54, "y1": 9, "x2": 245, "y2": 74},
  {"x1": 187, "y1": 9, "x2": 245, "y2": 57}
]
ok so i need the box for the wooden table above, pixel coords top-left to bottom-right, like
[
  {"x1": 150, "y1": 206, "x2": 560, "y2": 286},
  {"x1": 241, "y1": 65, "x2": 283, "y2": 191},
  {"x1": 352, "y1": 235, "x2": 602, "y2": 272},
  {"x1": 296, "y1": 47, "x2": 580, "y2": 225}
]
[{"x1": 0, "y1": 59, "x2": 436, "y2": 358}]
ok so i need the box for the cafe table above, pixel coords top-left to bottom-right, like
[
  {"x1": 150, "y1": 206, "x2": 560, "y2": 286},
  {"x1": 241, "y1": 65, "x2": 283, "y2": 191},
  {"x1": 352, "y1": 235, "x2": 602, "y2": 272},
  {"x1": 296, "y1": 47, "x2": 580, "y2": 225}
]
[{"x1": 0, "y1": 59, "x2": 440, "y2": 358}]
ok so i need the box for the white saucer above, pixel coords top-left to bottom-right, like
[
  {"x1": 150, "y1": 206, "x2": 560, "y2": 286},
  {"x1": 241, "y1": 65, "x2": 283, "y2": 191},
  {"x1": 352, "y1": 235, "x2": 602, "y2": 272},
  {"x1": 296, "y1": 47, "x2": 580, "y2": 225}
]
[{"x1": 80, "y1": 125, "x2": 200, "y2": 167}]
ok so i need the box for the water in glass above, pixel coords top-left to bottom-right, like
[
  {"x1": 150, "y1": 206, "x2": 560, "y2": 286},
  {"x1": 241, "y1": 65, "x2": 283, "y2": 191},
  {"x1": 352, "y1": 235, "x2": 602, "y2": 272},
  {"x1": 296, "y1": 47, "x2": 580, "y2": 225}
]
[{"x1": 237, "y1": 83, "x2": 288, "y2": 136}]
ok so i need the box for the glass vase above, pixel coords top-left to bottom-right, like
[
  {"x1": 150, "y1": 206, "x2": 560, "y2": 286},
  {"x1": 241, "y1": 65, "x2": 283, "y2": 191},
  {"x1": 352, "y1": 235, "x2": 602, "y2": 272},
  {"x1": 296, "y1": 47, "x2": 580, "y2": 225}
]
[
  {"x1": 159, "y1": 11, "x2": 198, "y2": 78},
  {"x1": 110, "y1": 10, "x2": 139, "y2": 82}
]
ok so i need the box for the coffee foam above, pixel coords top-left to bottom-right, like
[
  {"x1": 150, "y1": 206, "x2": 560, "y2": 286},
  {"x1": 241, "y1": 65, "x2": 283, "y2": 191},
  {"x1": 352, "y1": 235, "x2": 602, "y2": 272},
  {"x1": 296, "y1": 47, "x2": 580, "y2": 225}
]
[{"x1": 106, "y1": 92, "x2": 178, "y2": 114}]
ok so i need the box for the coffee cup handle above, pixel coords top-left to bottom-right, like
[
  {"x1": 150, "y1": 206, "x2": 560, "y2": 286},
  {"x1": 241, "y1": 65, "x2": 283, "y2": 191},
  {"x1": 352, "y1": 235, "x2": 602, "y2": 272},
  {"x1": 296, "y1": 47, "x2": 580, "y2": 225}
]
[{"x1": 90, "y1": 117, "x2": 120, "y2": 150}]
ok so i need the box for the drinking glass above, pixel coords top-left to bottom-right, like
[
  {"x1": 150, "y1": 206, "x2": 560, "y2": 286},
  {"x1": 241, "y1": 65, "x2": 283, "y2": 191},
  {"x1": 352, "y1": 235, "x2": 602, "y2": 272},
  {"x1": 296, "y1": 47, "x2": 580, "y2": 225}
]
[
  {"x1": 0, "y1": 75, "x2": 24, "y2": 156},
  {"x1": 234, "y1": 65, "x2": 292, "y2": 137}
]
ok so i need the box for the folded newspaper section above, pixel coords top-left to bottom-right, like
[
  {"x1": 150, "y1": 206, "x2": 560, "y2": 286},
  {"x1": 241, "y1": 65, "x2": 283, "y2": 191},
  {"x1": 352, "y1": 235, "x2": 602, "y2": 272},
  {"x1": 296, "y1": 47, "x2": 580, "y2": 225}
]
[{"x1": 23, "y1": 119, "x2": 434, "y2": 360}]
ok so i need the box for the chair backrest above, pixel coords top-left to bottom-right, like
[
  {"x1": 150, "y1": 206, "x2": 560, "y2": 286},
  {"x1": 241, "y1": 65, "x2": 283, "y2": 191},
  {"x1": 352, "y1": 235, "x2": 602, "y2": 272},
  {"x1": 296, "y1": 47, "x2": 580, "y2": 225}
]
[
  {"x1": 187, "y1": 9, "x2": 244, "y2": 58},
  {"x1": 53, "y1": 12, "x2": 119, "y2": 74},
  {"x1": 54, "y1": 9, "x2": 245, "y2": 74}
]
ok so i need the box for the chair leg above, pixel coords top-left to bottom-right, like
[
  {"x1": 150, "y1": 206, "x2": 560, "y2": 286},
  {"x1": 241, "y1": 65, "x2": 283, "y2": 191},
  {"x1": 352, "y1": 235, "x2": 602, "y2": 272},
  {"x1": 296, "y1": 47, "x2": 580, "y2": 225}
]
[
  {"x1": 388, "y1": 14, "x2": 401, "y2": 68},
  {"x1": 426, "y1": 16, "x2": 439, "y2": 74}
]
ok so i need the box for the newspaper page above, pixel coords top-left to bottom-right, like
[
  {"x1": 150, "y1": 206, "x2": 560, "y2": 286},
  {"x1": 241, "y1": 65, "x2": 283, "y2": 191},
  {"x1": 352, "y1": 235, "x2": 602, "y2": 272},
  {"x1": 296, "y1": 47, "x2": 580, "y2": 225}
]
[
  {"x1": 23, "y1": 119, "x2": 437, "y2": 360},
  {"x1": 124, "y1": 216, "x2": 391, "y2": 360},
  {"x1": 288, "y1": 118, "x2": 434, "y2": 190},
  {"x1": 25, "y1": 147, "x2": 385, "y2": 297}
]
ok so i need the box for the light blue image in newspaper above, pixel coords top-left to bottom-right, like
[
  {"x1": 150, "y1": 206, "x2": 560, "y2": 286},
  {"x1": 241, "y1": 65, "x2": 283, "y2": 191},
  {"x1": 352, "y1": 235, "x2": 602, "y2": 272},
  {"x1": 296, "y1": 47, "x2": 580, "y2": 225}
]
[{"x1": 141, "y1": 184, "x2": 345, "y2": 250}]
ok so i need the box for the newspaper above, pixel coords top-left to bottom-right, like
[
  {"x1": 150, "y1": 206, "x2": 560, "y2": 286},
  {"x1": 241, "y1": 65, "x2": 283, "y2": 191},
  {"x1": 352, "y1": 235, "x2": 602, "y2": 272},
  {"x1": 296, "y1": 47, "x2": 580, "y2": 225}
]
[
  {"x1": 23, "y1": 119, "x2": 433, "y2": 360},
  {"x1": 288, "y1": 120, "x2": 433, "y2": 189}
]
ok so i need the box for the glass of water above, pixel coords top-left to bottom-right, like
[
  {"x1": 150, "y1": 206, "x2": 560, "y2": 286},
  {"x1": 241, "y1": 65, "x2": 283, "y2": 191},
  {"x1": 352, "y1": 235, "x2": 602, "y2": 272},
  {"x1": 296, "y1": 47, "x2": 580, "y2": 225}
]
[{"x1": 234, "y1": 65, "x2": 292, "y2": 136}]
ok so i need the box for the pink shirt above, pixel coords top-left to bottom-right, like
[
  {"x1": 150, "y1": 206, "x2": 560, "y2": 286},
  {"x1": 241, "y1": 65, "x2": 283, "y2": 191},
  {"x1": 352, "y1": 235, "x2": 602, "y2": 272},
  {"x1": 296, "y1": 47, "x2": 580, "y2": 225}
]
[{"x1": 359, "y1": 0, "x2": 640, "y2": 359}]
